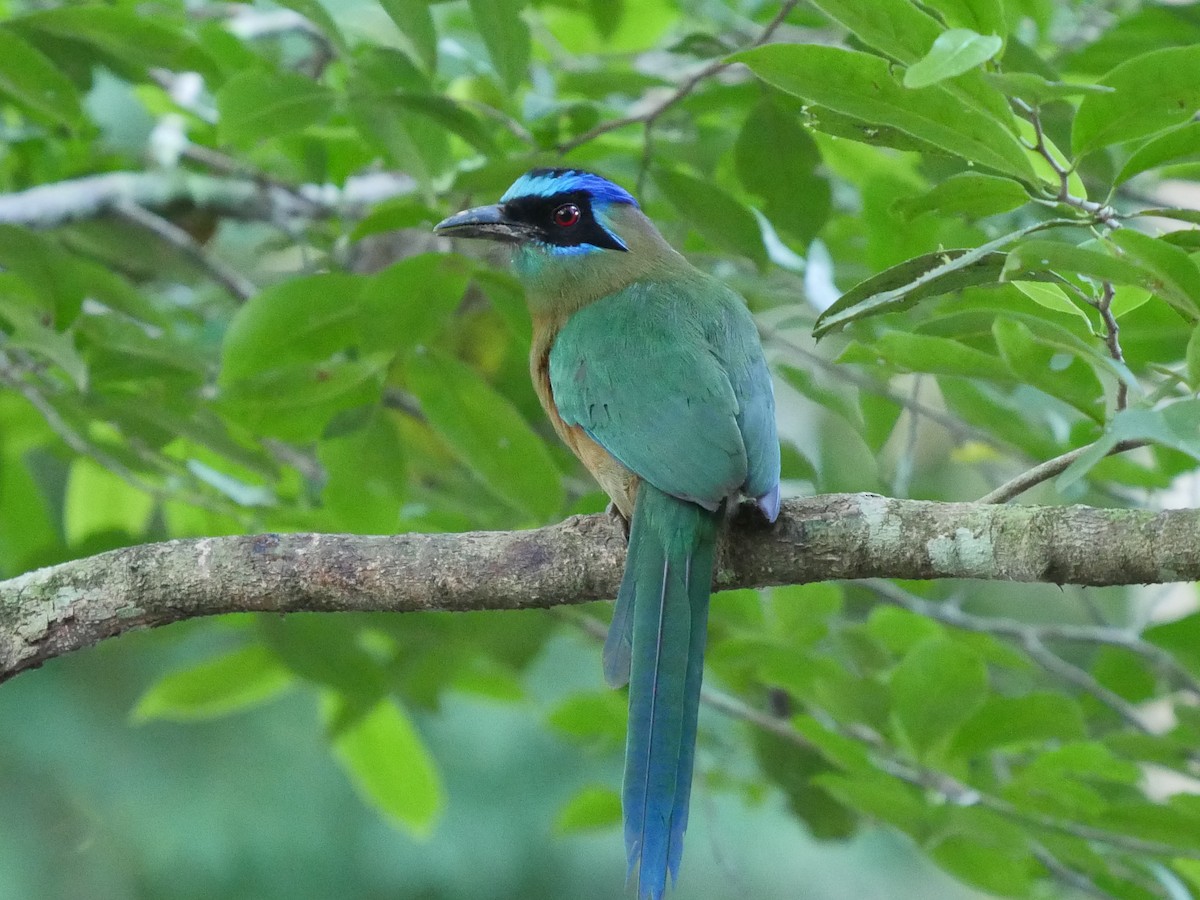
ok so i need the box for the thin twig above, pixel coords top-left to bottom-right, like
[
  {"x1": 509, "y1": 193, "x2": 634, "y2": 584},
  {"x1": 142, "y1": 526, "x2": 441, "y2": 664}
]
[
  {"x1": 382, "y1": 387, "x2": 426, "y2": 422},
  {"x1": 766, "y1": 329, "x2": 1009, "y2": 450},
  {"x1": 978, "y1": 438, "x2": 1150, "y2": 504},
  {"x1": 1030, "y1": 844, "x2": 1126, "y2": 900},
  {"x1": 556, "y1": 0, "x2": 799, "y2": 154},
  {"x1": 0, "y1": 352, "x2": 246, "y2": 520},
  {"x1": 112, "y1": 199, "x2": 257, "y2": 302},
  {"x1": 1014, "y1": 99, "x2": 1118, "y2": 226},
  {"x1": 1092, "y1": 281, "x2": 1128, "y2": 411},
  {"x1": 707, "y1": 688, "x2": 1200, "y2": 864},
  {"x1": 864, "y1": 579, "x2": 1200, "y2": 725}
]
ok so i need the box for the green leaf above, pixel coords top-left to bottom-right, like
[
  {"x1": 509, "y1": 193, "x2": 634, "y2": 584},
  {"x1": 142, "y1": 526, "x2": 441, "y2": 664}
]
[
  {"x1": 892, "y1": 172, "x2": 1029, "y2": 221},
  {"x1": 1116, "y1": 122, "x2": 1200, "y2": 184},
  {"x1": 807, "y1": 1, "x2": 1007, "y2": 122},
  {"x1": 951, "y1": 693, "x2": 1086, "y2": 757},
  {"x1": 1187, "y1": 325, "x2": 1200, "y2": 390},
  {"x1": 64, "y1": 457, "x2": 154, "y2": 545},
  {"x1": 1011, "y1": 281, "x2": 1093, "y2": 330},
  {"x1": 328, "y1": 696, "x2": 443, "y2": 836},
  {"x1": 220, "y1": 274, "x2": 364, "y2": 383},
  {"x1": 376, "y1": 92, "x2": 497, "y2": 154},
  {"x1": 732, "y1": 44, "x2": 1037, "y2": 182},
  {"x1": 350, "y1": 199, "x2": 442, "y2": 241},
  {"x1": 14, "y1": 7, "x2": 218, "y2": 79},
  {"x1": 0, "y1": 28, "x2": 82, "y2": 125},
  {"x1": 921, "y1": 0, "x2": 1006, "y2": 36},
  {"x1": 377, "y1": 0, "x2": 437, "y2": 72},
  {"x1": 555, "y1": 786, "x2": 621, "y2": 834},
  {"x1": 133, "y1": 644, "x2": 293, "y2": 722},
  {"x1": 925, "y1": 808, "x2": 1035, "y2": 895},
  {"x1": 0, "y1": 307, "x2": 88, "y2": 390},
  {"x1": 274, "y1": 0, "x2": 348, "y2": 53},
  {"x1": 815, "y1": 770, "x2": 927, "y2": 827},
  {"x1": 984, "y1": 72, "x2": 1115, "y2": 104},
  {"x1": 866, "y1": 606, "x2": 943, "y2": 656},
  {"x1": 814, "y1": 219, "x2": 1071, "y2": 337},
  {"x1": 652, "y1": 167, "x2": 766, "y2": 268},
  {"x1": 753, "y1": 727, "x2": 857, "y2": 840},
  {"x1": 220, "y1": 358, "x2": 389, "y2": 442},
  {"x1": 890, "y1": 637, "x2": 987, "y2": 760},
  {"x1": 1107, "y1": 229, "x2": 1200, "y2": 322},
  {"x1": 734, "y1": 99, "x2": 830, "y2": 243},
  {"x1": 1057, "y1": 401, "x2": 1200, "y2": 490},
  {"x1": 358, "y1": 253, "x2": 471, "y2": 352},
  {"x1": 216, "y1": 70, "x2": 335, "y2": 146},
  {"x1": 1003, "y1": 238, "x2": 1164, "y2": 295},
  {"x1": 903, "y1": 29, "x2": 1003, "y2": 89},
  {"x1": 1072, "y1": 45, "x2": 1200, "y2": 156},
  {"x1": 548, "y1": 691, "x2": 626, "y2": 747},
  {"x1": 808, "y1": 0, "x2": 941, "y2": 64},
  {"x1": 1146, "y1": 613, "x2": 1200, "y2": 679},
  {"x1": 839, "y1": 332, "x2": 1011, "y2": 380},
  {"x1": 992, "y1": 317, "x2": 1104, "y2": 420},
  {"x1": 319, "y1": 415, "x2": 407, "y2": 533},
  {"x1": 406, "y1": 349, "x2": 563, "y2": 521},
  {"x1": 467, "y1": 0, "x2": 530, "y2": 91}
]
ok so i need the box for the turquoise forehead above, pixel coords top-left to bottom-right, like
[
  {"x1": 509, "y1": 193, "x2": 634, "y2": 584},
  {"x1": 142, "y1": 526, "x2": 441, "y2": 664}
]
[{"x1": 500, "y1": 169, "x2": 640, "y2": 207}]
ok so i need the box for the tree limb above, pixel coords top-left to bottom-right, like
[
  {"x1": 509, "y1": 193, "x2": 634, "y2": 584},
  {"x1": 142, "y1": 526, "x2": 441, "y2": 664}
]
[
  {"x1": 2, "y1": 493, "x2": 1198, "y2": 684},
  {"x1": 0, "y1": 170, "x2": 415, "y2": 229}
]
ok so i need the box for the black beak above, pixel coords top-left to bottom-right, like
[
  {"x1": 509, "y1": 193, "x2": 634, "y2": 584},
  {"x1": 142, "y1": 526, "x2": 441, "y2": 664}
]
[{"x1": 433, "y1": 204, "x2": 533, "y2": 243}]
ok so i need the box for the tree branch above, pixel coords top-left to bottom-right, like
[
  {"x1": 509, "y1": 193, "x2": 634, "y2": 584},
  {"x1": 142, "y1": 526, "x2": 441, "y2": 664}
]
[
  {"x1": 3, "y1": 494, "x2": 1199, "y2": 683},
  {"x1": 978, "y1": 439, "x2": 1149, "y2": 504},
  {"x1": 111, "y1": 198, "x2": 257, "y2": 301},
  {"x1": 0, "y1": 170, "x2": 416, "y2": 229}
]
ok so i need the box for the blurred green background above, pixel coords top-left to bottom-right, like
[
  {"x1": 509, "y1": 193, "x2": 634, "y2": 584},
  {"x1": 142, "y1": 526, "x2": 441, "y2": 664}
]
[{"x1": 2, "y1": 0, "x2": 1200, "y2": 897}]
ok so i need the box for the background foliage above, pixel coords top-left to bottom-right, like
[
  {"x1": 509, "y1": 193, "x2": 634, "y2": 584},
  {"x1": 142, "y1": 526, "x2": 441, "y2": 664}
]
[{"x1": 1, "y1": 0, "x2": 1200, "y2": 897}]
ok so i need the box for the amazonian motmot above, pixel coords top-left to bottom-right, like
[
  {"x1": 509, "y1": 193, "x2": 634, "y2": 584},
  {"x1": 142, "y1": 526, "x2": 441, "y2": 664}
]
[{"x1": 434, "y1": 169, "x2": 780, "y2": 900}]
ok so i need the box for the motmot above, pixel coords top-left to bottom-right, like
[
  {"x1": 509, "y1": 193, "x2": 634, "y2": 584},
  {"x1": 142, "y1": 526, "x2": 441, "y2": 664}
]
[{"x1": 435, "y1": 169, "x2": 780, "y2": 900}]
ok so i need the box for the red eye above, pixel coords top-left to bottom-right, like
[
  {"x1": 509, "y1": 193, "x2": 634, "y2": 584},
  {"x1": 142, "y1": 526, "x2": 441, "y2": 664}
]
[{"x1": 553, "y1": 203, "x2": 581, "y2": 227}]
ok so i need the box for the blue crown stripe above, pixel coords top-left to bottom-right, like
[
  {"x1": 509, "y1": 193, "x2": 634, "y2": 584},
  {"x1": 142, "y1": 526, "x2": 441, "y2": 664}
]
[{"x1": 500, "y1": 169, "x2": 639, "y2": 208}]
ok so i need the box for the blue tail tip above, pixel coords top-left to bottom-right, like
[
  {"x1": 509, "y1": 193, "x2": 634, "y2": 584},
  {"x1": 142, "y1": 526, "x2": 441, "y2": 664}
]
[{"x1": 755, "y1": 484, "x2": 781, "y2": 523}]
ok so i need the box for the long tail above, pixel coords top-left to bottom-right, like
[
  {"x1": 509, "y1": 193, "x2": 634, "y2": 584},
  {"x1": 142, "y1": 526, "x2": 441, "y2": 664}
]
[{"x1": 604, "y1": 483, "x2": 718, "y2": 900}]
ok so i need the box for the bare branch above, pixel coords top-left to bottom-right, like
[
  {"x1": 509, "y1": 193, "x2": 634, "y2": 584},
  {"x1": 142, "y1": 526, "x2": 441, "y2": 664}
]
[
  {"x1": 978, "y1": 439, "x2": 1150, "y2": 504},
  {"x1": 864, "y1": 579, "x2": 1157, "y2": 731},
  {"x1": 0, "y1": 170, "x2": 416, "y2": 230},
  {"x1": 1015, "y1": 100, "x2": 1118, "y2": 226},
  {"x1": 112, "y1": 199, "x2": 257, "y2": 301},
  {"x1": 3, "y1": 494, "x2": 1200, "y2": 682},
  {"x1": 1090, "y1": 280, "x2": 1129, "y2": 411}
]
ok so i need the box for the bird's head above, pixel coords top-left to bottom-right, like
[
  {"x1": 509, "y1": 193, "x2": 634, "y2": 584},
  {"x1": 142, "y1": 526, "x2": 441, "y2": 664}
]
[{"x1": 435, "y1": 168, "x2": 674, "y2": 311}]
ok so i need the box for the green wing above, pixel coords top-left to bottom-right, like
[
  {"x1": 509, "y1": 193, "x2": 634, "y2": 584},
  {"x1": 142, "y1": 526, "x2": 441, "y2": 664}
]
[{"x1": 549, "y1": 277, "x2": 750, "y2": 510}]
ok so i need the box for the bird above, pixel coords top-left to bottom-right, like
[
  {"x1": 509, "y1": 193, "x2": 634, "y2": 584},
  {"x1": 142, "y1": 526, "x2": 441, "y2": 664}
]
[{"x1": 434, "y1": 168, "x2": 780, "y2": 900}]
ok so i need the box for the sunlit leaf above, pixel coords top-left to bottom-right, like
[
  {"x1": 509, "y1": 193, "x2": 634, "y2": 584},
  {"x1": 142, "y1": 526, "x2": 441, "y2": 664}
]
[
  {"x1": 406, "y1": 349, "x2": 563, "y2": 521},
  {"x1": 903, "y1": 30, "x2": 1003, "y2": 89},
  {"x1": 133, "y1": 644, "x2": 293, "y2": 721},
  {"x1": 217, "y1": 70, "x2": 335, "y2": 145},
  {"x1": 892, "y1": 172, "x2": 1029, "y2": 221},
  {"x1": 732, "y1": 44, "x2": 1037, "y2": 182},
  {"x1": 328, "y1": 696, "x2": 444, "y2": 836},
  {"x1": 0, "y1": 29, "x2": 82, "y2": 125},
  {"x1": 652, "y1": 167, "x2": 767, "y2": 268},
  {"x1": 890, "y1": 637, "x2": 987, "y2": 760},
  {"x1": 467, "y1": 0, "x2": 529, "y2": 91},
  {"x1": 378, "y1": 0, "x2": 437, "y2": 72},
  {"x1": 555, "y1": 787, "x2": 621, "y2": 834},
  {"x1": 1072, "y1": 45, "x2": 1200, "y2": 156}
]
